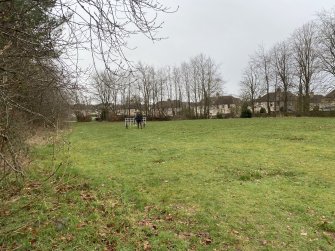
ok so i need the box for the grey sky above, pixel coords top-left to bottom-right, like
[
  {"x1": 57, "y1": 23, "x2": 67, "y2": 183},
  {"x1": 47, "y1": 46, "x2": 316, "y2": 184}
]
[{"x1": 125, "y1": 0, "x2": 335, "y2": 96}]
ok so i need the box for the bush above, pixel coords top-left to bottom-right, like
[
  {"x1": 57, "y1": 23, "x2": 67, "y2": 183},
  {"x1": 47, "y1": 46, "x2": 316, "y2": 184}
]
[
  {"x1": 308, "y1": 111, "x2": 335, "y2": 117},
  {"x1": 240, "y1": 104, "x2": 252, "y2": 118},
  {"x1": 75, "y1": 111, "x2": 92, "y2": 122},
  {"x1": 312, "y1": 106, "x2": 320, "y2": 112},
  {"x1": 241, "y1": 109, "x2": 252, "y2": 118},
  {"x1": 216, "y1": 112, "x2": 224, "y2": 119},
  {"x1": 260, "y1": 107, "x2": 266, "y2": 114},
  {"x1": 100, "y1": 110, "x2": 108, "y2": 121},
  {"x1": 149, "y1": 116, "x2": 172, "y2": 121}
]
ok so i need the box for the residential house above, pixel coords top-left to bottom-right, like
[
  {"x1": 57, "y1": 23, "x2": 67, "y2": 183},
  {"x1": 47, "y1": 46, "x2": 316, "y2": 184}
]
[
  {"x1": 154, "y1": 99, "x2": 183, "y2": 117},
  {"x1": 309, "y1": 93, "x2": 324, "y2": 111},
  {"x1": 255, "y1": 89, "x2": 298, "y2": 113},
  {"x1": 209, "y1": 95, "x2": 241, "y2": 117},
  {"x1": 73, "y1": 103, "x2": 99, "y2": 116},
  {"x1": 115, "y1": 104, "x2": 138, "y2": 117},
  {"x1": 320, "y1": 90, "x2": 335, "y2": 111}
]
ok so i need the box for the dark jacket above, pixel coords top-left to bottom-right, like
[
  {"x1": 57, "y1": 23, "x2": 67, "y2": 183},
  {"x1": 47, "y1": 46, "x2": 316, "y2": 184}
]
[{"x1": 135, "y1": 113, "x2": 143, "y2": 122}]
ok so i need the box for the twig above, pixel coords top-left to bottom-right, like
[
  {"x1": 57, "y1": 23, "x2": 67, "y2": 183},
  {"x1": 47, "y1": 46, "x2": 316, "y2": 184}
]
[
  {"x1": 44, "y1": 162, "x2": 63, "y2": 181},
  {"x1": 0, "y1": 221, "x2": 32, "y2": 235},
  {"x1": 0, "y1": 152, "x2": 23, "y2": 175}
]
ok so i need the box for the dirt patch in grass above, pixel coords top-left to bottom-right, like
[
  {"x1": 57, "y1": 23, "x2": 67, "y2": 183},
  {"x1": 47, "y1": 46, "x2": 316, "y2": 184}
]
[
  {"x1": 320, "y1": 221, "x2": 335, "y2": 233},
  {"x1": 236, "y1": 168, "x2": 303, "y2": 182},
  {"x1": 286, "y1": 136, "x2": 305, "y2": 141}
]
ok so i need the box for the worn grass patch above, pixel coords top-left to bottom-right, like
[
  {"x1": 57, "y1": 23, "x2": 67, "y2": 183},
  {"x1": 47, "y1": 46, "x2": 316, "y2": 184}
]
[{"x1": 1, "y1": 117, "x2": 335, "y2": 250}]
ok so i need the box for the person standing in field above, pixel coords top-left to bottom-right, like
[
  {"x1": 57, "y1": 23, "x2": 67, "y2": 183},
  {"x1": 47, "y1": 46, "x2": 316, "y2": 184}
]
[{"x1": 135, "y1": 112, "x2": 143, "y2": 129}]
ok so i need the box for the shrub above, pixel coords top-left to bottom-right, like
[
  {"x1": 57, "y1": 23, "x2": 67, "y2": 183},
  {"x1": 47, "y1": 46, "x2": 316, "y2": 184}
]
[
  {"x1": 100, "y1": 110, "x2": 108, "y2": 121},
  {"x1": 216, "y1": 112, "x2": 224, "y2": 119},
  {"x1": 240, "y1": 104, "x2": 252, "y2": 118},
  {"x1": 75, "y1": 111, "x2": 92, "y2": 122},
  {"x1": 308, "y1": 111, "x2": 335, "y2": 117},
  {"x1": 260, "y1": 107, "x2": 267, "y2": 114},
  {"x1": 224, "y1": 113, "x2": 233, "y2": 119},
  {"x1": 312, "y1": 106, "x2": 320, "y2": 112}
]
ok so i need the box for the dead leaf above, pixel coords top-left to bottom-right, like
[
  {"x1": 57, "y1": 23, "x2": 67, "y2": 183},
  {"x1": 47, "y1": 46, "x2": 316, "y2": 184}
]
[
  {"x1": 3, "y1": 210, "x2": 11, "y2": 216},
  {"x1": 30, "y1": 238, "x2": 37, "y2": 246},
  {"x1": 300, "y1": 231, "x2": 308, "y2": 236},
  {"x1": 232, "y1": 230, "x2": 240, "y2": 235},
  {"x1": 261, "y1": 240, "x2": 268, "y2": 245},
  {"x1": 144, "y1": 205, "x2": 155, "y2": 212},
  {"x1": 138, "y1": 220, "x2": 157, "y2": 230},
  {"x1": 80, "y1": 192, "x2": 95, "y2": 201},
  {"x1": 104, "y1": 243, "x2": 116, "y2": 251},
  {"x1": 197, "y1": 232, "x2": 212, "y2": 245},
  {"x1": 143, "y1": 241, "x2": 151, "y2": 250},
  {"x1": 164, "y1": 214, "x2": 173, "y2": 221},
  {"x1": 203, "y1": 238, "x2": 212, "y2": 245},
  {"x1": 178, "y1": 232, "x2": 195, "y2": 240},
  {"x1": 56, "y1": 185, "x2": 74, "y2": 193},
  {"x1": 76, "y1": 222, "x2": 87, "y2": 229}
]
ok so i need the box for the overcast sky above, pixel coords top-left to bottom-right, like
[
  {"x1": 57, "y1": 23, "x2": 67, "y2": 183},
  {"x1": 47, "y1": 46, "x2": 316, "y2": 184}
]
[{"x1": 124, "y1": 0, "x2": 335, "y2": 96}]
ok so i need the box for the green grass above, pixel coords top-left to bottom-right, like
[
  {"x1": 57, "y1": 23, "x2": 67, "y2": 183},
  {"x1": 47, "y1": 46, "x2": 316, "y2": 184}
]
[{"x1": 1, "y1": 118, "x2": 335, "y2": 250}]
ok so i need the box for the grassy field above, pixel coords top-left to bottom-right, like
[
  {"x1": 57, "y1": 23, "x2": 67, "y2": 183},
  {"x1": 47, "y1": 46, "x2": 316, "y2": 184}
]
[{"x1": 1, "y1": 118, "x2": 335, "y2": 250}]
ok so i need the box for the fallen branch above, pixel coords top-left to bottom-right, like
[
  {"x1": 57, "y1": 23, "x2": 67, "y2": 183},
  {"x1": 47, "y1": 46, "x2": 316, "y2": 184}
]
[
  {"x1": 0, "y1": 152, "x2": 24, "y2": 176},
  {"x1": 44, "y1": 162, "x2": 63, "y2": 181}
]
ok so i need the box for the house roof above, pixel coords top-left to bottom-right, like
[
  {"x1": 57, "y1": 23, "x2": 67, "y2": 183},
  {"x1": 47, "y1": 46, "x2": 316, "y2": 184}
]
[
  {"x1": 325, "y1": 90, "x2": 335, "y2": 99},
  {"x1": 115, "y1": 104, "x2": 138, "y2": 109},
  {"x1": 256, "y1": 91, "x2": 297, "y2": 102},
  {"x1": 155, "y1": 100, "x2": 183, "y2": 108},
  {"x1": 212, "y1": 96, "x2": 241, "y2": 105},
  {"x1": 310, "y1": 94, "x2": 323, "y2": 104},
  {"x1": 256, "y1": 93, "x2": 277, "y2": 102}
]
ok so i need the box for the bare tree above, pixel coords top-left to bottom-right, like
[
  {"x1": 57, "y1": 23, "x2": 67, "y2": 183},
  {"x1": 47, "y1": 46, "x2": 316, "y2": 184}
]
[
  {"x1": 50, "y1": 0, "x2": 174, "y2": 73},
  {"x1": 317, "y1": 8, "x2": 335, "y2": 88},
  {"x1": 172, "y1": 66, "x2": 182, "y2": 115},
  {"x1": 92, "y1": 71, "x2": 120, "y2": 120},
  {"x1": 0, "y1": 0, "x2": 173, "y2": 177},
  {"x1": 292, "y1": 22, "x2": 320, "y2": 112},
  {"x1": 240, "y1": 61, "x2": 261, "y2": 114},
  {"x1": 189, "y1": 54, "x2": 223, "y2": 118},
  {"x1": 180, "y1": 62, "x2": 193, "y2": 116},
  {"x1": 136, "y1": 62, "x2": 154, "y2": 116},
  {"x1": 255, "y1": 45, "x2": 273, "y2": 114},
  {"x1": 272, "y1": 41, "x2": 294, "y2": 113},
  {"x1": 154, "y1": 68, "x2": 168, "y2": 117},
  {"x1": 190, "y1": 58, "x2": 200, "y2": 117}
]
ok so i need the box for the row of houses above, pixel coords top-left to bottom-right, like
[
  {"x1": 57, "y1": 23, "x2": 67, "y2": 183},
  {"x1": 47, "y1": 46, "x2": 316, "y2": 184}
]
[
  {"x1": 254, "y1": 89, "x2": 335, "y2": 113},
  {"x1": 113, "y1": 95, "x2": 241, "y2": 118},
  {"x1": 114, "y1": 89, "x2": 335, "y2": 118},
  {"x1": 74, "y1": 89, "x2": 335, "y2": 120}
]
